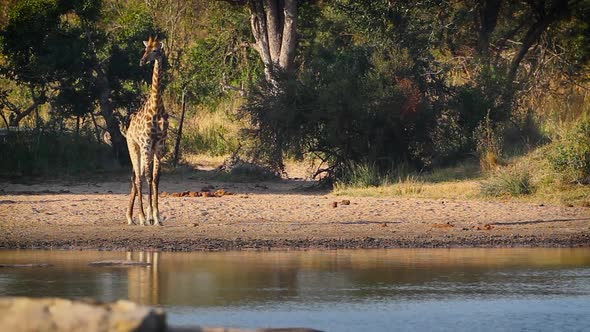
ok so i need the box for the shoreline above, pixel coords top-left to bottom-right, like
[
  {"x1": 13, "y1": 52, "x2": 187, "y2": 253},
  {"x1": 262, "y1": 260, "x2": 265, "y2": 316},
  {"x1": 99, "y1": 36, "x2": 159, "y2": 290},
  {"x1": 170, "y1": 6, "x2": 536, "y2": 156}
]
[
  {"x1": 3, "y1": 231, "x2": 590, "y2": 252},
  {"x1": 1, "y1": 177, "x2": 590, "y2": 251}
]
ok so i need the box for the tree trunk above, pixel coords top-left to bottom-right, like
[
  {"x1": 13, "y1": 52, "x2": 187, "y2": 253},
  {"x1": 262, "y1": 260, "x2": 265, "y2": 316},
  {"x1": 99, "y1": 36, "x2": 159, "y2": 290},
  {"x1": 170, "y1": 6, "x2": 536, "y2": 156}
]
[
  {"x1": 173, "y1": 89, "x2": 187, "y2": 167},
  {"x1": 83, "y1": 24, "x2": 129, "y2": 165},
  {"x1": 476, "y1": 0, "x2": 502, "y2": 59},
  {"x1": 96, "y1": 73, "x2": 129, "y2": 165},
  {"x1": 248, "y1": 0, "x2": 297, "y2": 82},
  {"x1": 90, "y1": 112, "x2": 101, "y2": 143}
]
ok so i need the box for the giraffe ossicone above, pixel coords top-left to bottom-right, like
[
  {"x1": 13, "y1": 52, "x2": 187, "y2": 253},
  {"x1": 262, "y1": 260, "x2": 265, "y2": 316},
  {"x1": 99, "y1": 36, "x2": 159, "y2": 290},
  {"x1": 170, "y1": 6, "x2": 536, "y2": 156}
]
[{"x1": 124, "y1": 35, "x2": 169, "y2": 226}]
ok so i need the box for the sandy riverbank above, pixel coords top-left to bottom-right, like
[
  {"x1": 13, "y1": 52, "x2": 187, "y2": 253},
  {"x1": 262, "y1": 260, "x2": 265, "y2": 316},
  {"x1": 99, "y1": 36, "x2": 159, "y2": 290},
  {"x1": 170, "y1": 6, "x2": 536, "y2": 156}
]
[{"x1": 1, "y1": 174, "x2": 589, "y2": 250}]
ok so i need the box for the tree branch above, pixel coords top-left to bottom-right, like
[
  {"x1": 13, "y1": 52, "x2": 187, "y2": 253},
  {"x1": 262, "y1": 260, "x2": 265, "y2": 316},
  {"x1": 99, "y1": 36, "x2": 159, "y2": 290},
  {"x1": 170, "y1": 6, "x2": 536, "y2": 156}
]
[
  {"x1": 507, "y1": 1, "x2": 569, "y2": 83},
  {"x1": 221, "y1": 73, "x2": 247, "y2": 96},
  {"x1": 250, "y1": 1, "x2": 275, "y2": 81}
]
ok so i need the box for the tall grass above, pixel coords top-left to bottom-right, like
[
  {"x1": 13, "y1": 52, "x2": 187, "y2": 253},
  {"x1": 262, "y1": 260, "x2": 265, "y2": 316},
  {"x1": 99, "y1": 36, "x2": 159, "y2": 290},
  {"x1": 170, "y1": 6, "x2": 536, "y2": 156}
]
[
  {"x1": 480, "y1": 167, "x2": 535, "y2": 197},
  {"x1": 547, "y1": 119, "x2": 590, "y2": 184},
  {"x1": 337, "y1": 162, "x2": 382, "y2": 188},
  {"x1": 180, "y1": 99, "x2": 243, "y2": 158},
  {"x1": 334, "y1": 161, "x2": 424, "y2": 194}
]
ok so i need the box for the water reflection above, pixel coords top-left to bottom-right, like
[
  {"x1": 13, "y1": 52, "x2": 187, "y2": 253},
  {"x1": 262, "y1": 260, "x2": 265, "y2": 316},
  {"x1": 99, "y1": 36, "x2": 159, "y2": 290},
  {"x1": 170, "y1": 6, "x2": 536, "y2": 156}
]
[
  {"x1": 1, "y1": 248, "x2": 590, "y2": 307},
  {"x1": 2, "y1": 248, "x2": 590, "y2": 330},
  {"x1": 126, "y1": 251, "x2": 160, "y2": 305}
]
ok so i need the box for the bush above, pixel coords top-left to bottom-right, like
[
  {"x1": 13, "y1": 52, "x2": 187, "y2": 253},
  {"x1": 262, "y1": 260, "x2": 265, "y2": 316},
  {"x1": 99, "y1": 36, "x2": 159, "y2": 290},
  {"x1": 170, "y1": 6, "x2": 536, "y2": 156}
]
[
  {"x1": 548, "y1": 120, "x2": 590, "y2": 184},
  {"x1": 215, "y1": 153, "x2": 279, "y2": 182},
  {"x1": 0, "y1": 130, "x2": 114, "y2": 177},
  {"x1": 480, "y1": 167, "x2": 535, "y2": 196},
  {"x1": 240, "y1": 45, "x2": 435, "y2": 181}
]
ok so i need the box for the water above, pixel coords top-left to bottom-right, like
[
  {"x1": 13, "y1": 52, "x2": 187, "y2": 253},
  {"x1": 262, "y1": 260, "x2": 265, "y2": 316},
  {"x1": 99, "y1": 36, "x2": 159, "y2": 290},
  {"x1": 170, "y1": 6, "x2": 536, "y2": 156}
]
[{"x1": 1, "y1": 248, "x2": 590, "y2": 331}]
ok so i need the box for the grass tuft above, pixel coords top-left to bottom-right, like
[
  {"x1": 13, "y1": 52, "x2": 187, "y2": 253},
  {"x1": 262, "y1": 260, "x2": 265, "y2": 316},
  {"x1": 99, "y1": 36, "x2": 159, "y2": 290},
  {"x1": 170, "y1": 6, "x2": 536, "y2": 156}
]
[{"x1": 480, "y1": 167, "x2": 535, "y2": 197}]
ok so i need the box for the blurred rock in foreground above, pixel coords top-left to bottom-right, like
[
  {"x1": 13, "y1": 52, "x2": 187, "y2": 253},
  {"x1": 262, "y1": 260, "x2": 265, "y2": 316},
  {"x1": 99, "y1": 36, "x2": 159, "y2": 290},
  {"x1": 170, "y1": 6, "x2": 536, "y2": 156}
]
[{"x1": 0, "y1": 297, "x2": 321, "y2": 332}]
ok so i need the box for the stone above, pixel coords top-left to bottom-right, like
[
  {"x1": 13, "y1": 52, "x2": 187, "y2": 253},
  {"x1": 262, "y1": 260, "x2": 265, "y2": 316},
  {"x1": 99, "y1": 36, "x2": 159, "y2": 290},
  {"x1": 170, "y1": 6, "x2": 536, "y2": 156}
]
[
  {"x1": 0, "y1": 297, "x2": 166, "y2": 332},
  {"x1": 0, "y1": 297, "x2": 322, "y2": 332}
]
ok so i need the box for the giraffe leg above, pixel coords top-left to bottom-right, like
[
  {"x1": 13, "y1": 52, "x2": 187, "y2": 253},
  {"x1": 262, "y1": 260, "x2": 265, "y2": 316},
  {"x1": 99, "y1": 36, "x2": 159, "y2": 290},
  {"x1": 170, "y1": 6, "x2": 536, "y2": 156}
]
[
  {"x1": 126, "y1": 172, "x2": 137, "y2": 225},
  {"x1": 151, "y1": 156, "x2": 162, "y2": 226},
  {"x1": 136, "y1": 173, "x2": 147, "y2": 225},
  {"x1": 127, "y1": 142, "x2": 142, "y2": 225},
  {"x1": 141, "y1": 149, "x2": 155, "y2": 225}
]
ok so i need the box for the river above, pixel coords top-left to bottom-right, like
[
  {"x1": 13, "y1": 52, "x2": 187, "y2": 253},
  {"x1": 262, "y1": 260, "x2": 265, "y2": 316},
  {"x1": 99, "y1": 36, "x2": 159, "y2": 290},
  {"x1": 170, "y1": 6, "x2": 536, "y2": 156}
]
[{"x1": 1, "y1": 248, "x2": 590, "y2": 331}]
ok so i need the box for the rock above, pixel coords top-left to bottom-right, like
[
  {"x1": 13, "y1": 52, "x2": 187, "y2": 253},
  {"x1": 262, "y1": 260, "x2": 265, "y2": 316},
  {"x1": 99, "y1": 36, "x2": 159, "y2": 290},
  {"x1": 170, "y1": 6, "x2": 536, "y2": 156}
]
[
  {"x1": 432, "y1": 222, "x2": 454, "y2": 228},
  {"x1": 88, "y1": 260, "x2": 151, "y2": 267},
  {"x1": 0, "y1": 297, "x2": 166, "y2": 332},
  {"x1": 201, "y1": 185, "x2": 215, "y2": 191},
  {"x1": 340, "y1": 200, "x2": 351, "y2": 205},
  {"x1": 170, "y1": 328, "x2": 322, "y2": 332},
  {"x1": 331, "y1": 202, "x2": 338, "y2": 208},
  {"x1": 214, "y1": 189, "x2": 233, "y2": 197}
]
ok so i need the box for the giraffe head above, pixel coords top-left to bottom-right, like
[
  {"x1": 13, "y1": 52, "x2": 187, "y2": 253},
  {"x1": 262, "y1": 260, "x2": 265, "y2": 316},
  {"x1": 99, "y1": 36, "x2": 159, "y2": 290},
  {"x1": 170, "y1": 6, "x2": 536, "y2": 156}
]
[{"x1": 140, "y1": 36, "x2": 165, "y2": 66}]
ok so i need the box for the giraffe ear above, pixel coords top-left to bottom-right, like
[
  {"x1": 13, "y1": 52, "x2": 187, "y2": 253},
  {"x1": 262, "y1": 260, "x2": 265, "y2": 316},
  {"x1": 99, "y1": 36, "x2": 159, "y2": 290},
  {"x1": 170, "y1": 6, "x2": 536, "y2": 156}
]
[{"x1": 143, "y1": 41, "x2": 149, "y2": 47}]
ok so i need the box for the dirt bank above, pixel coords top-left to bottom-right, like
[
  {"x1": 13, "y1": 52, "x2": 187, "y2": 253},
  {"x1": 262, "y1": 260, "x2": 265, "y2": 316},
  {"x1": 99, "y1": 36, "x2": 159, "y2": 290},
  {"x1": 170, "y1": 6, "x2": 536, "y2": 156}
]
[{"x1": 1, "y1": 175, "x2": 589, "y2": 250}]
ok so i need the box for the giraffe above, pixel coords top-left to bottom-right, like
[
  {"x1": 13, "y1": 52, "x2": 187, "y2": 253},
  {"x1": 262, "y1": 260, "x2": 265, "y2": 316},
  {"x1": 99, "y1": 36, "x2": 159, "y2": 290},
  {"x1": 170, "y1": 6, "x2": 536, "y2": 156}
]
[{"x1": 125, "y1": 36, "x2": 169, "y2": 226}]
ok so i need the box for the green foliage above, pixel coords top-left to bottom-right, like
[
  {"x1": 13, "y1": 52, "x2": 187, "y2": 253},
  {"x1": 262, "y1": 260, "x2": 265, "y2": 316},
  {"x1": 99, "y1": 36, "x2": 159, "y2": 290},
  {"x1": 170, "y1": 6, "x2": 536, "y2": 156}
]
[
  {"x1": 480, "y1": 168, "x2": 535, "y2": 197},
  {"x1": 241, "y1": 2, "x2": 440, "y2": 179},
  {"x1": 241, "y1": 42, "x2": 434, "y2": 178},
  {"x1": 1, "y1": 0, "x2": 589, "y2": 179},
  {"x1": 0, "y1": 0, "x2": 159, "y2": 117},
  {"x1": 338, "y1": 162, "x2": 382, "y2": 188},
  {"x1": 175, "y1": 3, "x2": 261, "y2": 104},
  {"x1": 0, "y1": 130, "x2": 113, "y2": 176},
  {"x1": 549, "y1": 120, "x2": 590, "y2": 183},
  {"x1": 106, "y1": 4, "x2": 161, "y2": 112}
]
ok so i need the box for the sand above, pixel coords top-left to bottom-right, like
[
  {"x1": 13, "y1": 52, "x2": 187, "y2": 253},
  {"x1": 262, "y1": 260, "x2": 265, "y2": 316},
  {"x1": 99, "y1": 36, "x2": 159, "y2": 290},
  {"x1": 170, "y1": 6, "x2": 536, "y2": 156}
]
[{"x1": 1, "y1": 174, "x2": 589, "y2": 250}]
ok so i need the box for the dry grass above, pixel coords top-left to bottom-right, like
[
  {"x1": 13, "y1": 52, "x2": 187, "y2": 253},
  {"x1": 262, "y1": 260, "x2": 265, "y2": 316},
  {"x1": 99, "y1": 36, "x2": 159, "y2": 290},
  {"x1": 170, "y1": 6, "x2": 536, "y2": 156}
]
[
  {"x1": 180, "y1": 98, "x2": 246, "y2": 156},
  {"x1": 182, "y1": 153, "x2": 227, "y2": 170},
  {"x1": 334, "y1": 162, "x2": 482, "y2": 200},
  {"x1": 333, "y1": 155, "x2": 590, "y2": 206},
  {"x1": 334, "y1": 178, "x2": 480, "y2": 200}
]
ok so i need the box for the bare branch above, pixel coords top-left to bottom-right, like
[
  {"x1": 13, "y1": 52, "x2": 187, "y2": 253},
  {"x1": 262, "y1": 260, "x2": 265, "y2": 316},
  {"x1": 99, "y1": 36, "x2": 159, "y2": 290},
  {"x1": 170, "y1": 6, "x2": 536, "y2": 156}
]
[{"x1": 221, "y1": 73, "x2": 247, "y2": 96}]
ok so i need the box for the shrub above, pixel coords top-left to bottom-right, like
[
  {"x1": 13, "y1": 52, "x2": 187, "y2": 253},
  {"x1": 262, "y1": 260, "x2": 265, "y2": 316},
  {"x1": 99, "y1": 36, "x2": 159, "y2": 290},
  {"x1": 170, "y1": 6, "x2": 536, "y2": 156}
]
[
  {"x1": 0, "y1": 130, "x2": 114, "y2": 177},
  {"x1": 548, "y1": 120, "x2": 590, "y2": 184},
  {"x1": 215, "y1": 153, "x2": 280, "y2": 182},
  {"x1": 480, "y1": 167, "x2": 535, "y2": 196},
  {"x1": 239, "y1": 45, "x2": 435, "y2": 181}
]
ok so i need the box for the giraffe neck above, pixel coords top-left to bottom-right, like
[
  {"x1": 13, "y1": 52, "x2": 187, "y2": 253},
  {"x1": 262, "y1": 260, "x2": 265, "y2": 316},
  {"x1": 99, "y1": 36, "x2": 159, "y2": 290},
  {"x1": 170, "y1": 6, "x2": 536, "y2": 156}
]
[{"x1": 148, "y1": 57, "x2": 164, "y2": 116}]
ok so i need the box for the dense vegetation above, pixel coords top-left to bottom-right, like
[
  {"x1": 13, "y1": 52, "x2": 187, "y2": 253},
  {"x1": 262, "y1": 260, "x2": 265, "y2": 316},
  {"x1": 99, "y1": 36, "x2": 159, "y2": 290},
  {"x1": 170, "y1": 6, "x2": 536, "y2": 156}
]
[{"x1": 1, "y1": 0, "x2": 589, "y2": 198}]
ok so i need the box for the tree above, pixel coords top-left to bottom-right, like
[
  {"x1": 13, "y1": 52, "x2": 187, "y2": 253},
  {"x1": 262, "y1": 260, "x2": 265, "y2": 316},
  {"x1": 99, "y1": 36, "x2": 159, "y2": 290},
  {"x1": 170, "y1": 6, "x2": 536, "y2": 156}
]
[
  {"x1": 225, "y1": 0, "x2": 297, "y2": 83},
  {"x1": 0, "y1": 0, "x2": 159, "y2": 164}
]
